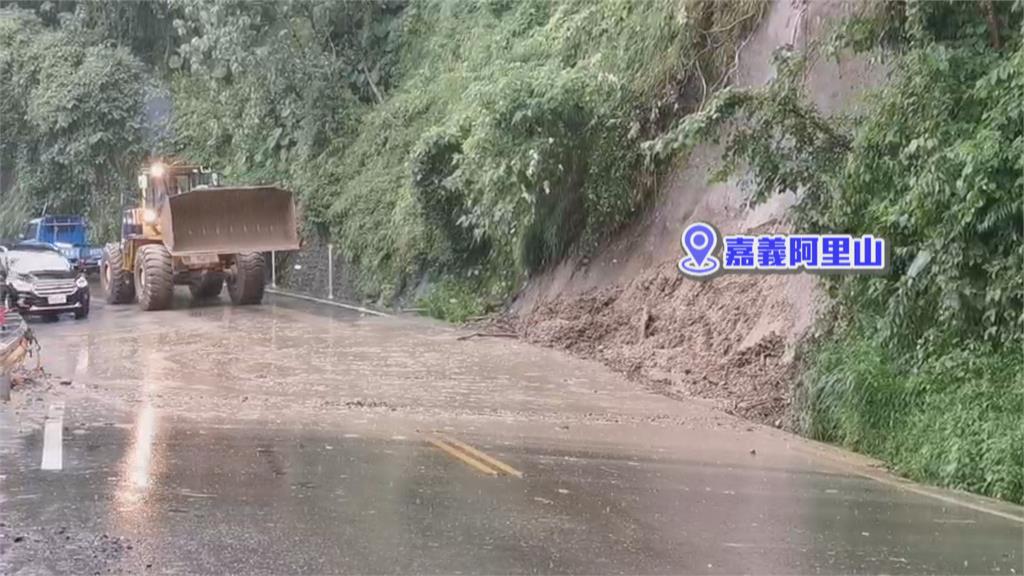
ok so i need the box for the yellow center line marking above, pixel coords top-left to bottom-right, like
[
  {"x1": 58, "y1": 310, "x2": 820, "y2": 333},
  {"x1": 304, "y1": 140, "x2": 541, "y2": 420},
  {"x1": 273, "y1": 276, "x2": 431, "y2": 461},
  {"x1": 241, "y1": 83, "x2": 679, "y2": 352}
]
[
  {"x1": 437, "y1": 434, "x2": 524, "y2": 479},
  {"x1": 425, "y1": 437, "x2": 498, "y2": 476}
]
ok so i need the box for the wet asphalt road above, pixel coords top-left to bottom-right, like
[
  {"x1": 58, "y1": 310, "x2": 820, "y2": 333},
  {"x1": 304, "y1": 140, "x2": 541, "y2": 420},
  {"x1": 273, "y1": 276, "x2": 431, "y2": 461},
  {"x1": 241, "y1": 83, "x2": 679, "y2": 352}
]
[{"x1": 1, "y1": 288, "x2": 1022, "y2": 574}]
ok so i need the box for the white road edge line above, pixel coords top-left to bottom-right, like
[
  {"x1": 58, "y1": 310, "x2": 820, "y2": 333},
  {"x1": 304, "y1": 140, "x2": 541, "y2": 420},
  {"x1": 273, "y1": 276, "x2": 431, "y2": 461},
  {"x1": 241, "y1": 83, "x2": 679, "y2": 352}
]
[
  {"x1": 265, "y1": 288, "x2": 392, "y2": 318},
  {"x1": 40, "y1": 402, "x2": 65, "y2": 471},
  {"x1": 794, "y1": 443, "x2": 1024, "y2": 524}
]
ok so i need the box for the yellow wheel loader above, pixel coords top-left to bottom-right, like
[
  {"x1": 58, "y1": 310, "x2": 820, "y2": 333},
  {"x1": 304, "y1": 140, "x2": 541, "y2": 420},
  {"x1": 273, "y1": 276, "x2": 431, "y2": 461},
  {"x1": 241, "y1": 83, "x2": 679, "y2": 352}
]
[{"x1": 100, "y1": 160, "x2": 299, "y2": 311}]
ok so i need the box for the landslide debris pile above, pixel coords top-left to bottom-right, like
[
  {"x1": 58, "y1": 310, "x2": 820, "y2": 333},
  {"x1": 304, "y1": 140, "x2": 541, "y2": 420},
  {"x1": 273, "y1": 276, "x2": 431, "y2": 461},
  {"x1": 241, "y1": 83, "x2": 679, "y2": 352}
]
[{"x1": 520, "y1": 260, "x2": 801, "y2": 425}]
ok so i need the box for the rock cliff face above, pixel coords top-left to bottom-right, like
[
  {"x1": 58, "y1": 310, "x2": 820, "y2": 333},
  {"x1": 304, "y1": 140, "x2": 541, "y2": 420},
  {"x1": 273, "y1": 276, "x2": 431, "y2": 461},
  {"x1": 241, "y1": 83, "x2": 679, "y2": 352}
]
[{"x1": 512, "y1": 0, "x2": 886, "y2": 424}]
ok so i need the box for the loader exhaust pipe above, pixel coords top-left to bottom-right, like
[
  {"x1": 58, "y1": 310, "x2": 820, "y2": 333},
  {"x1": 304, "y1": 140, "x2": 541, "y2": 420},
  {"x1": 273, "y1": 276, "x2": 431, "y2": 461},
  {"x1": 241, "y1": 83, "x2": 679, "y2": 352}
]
[{"x1": 159, "y1": 186, "x2": 300, "y2": 256}]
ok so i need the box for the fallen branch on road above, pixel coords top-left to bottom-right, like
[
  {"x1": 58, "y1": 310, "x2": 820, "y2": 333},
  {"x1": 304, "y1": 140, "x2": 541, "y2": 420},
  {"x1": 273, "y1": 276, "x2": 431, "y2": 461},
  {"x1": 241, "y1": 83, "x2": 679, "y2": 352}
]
[{"x1": 456, "y1": 331, "x2": 519, "y2": 341}]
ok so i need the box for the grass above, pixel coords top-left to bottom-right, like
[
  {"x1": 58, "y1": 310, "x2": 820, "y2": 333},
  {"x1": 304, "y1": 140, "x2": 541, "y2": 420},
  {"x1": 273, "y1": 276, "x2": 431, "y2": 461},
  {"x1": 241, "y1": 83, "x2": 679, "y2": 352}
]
[
  {"x1": 417, "y1": 268, "x2": 514, "y2": 323},
  {"x1": 799, "y1": 325, "x2": 1024, "y2": 504}
]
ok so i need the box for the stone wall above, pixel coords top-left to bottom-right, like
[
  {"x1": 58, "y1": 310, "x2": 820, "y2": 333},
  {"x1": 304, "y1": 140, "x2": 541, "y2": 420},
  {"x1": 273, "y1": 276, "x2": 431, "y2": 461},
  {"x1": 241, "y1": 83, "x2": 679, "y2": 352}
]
[{"x1": 269, "y1": 232, "x2": 357, "y2": 302}]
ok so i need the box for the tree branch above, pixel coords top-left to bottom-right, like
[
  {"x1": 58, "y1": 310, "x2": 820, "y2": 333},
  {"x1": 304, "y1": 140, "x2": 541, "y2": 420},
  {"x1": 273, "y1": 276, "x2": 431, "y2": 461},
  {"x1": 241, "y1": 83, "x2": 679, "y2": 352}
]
[
  {"x1": 980, "y1": 0, "x2": 1002, "y2": 50},
  {"x1": 361, "y1": 63, "x2": 384, "y2": 104}
]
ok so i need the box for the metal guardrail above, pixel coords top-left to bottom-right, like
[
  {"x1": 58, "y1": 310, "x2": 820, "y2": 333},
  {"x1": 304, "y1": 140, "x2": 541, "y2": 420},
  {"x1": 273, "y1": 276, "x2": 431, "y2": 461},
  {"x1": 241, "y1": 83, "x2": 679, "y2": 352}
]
[
  {"x1": 0, "y1": 311, "x2": 27, "y2": 354},
  {"x1": 0, "y1": 310, "x2": 30, "y2": 401}
]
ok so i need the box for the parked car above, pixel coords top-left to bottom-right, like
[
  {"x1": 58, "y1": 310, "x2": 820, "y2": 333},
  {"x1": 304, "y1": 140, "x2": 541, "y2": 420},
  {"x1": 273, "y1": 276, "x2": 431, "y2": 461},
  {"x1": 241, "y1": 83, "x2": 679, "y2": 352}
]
[
  {"x1": 0, "y1": 244, "x2": 90, "y2": 319},
  {"x1": 19, "y1": 215, "x2": 103, "y2": 274}
]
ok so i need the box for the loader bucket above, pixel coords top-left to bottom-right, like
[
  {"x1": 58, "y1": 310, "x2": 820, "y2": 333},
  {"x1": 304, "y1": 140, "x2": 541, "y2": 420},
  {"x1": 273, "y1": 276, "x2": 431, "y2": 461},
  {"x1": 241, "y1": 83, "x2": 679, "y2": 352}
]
[{"x1": 160, "y1": 186, "x2": 300, "y2": 255}]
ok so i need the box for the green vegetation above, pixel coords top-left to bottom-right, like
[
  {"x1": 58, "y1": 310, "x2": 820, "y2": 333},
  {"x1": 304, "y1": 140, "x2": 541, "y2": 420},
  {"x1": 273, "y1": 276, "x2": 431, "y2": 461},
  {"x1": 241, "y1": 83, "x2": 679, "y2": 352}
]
[
  {"x1": 0, "y1": 7, "x2": 149, "y2": 239},
  {"x1": 2, "y1": 0, "x2": 766, "y2": 302},
  {"x1": 2, "y1": 0, "x2": 766, "y2": 305},
  {"x1": 419, "y1": 277, "x2": 492, "y2": 324},
  {"x1": 804, "y1": 326, "x2": 1023, "y2": 503},
  {"x1": 652, "y1": 0, "x2": 1023, "y2": 502},
  {"x1": 167, "y1": 0, "x2": 765, "y2": 307}
]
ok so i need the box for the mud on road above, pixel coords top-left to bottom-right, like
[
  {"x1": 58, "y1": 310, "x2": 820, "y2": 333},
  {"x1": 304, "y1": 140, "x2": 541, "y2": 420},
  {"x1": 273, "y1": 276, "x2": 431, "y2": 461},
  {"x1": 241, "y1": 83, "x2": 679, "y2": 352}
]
[{"x1": 0, "y1": 289, "x2": 1021, "y2": 575}]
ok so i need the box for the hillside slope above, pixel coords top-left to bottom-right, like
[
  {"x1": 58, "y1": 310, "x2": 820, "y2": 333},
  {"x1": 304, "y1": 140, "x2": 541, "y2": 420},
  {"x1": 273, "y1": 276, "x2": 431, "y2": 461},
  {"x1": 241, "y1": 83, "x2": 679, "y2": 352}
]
[{"x1": 513, "y1": 0, "x2": 884, "y2": 424}]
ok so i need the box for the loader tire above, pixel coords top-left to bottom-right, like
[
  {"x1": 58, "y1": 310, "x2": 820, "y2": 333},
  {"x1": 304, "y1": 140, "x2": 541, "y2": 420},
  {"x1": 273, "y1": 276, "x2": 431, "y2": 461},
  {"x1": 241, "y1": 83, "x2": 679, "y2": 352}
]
[
  {"x1": 101, "y1": 244, "x2": 135, "y2": 304},
  {"x1": 227, "y1": 252, "x2": 265, "y2": 305},
  {"x1": 189, "y1": 271, "x2": 224, "y2": 300},
  {"x1": 135, "y1": 244, "x2": 174, "y2": 311}
]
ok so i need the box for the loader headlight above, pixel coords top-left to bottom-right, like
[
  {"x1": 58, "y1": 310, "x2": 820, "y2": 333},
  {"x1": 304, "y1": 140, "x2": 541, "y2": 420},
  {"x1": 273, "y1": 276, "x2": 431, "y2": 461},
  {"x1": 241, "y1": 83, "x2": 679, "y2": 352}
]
[
  {"x1": 75, "y1": 276, "x2": 89, "y2": 289},
  {"x1": 143, "y1": 208, "x2": 158, "y2": 224},
  {"x1": 150, "y1": 162, "x2": 166, "y2": 178}
]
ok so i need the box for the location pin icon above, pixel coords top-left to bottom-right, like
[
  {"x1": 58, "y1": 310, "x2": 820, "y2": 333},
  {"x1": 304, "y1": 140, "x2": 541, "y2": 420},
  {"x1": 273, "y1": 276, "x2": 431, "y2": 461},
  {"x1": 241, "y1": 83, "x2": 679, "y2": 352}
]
[{"x1": 682, "y1": 223, "x2": 717, "y2": 268}]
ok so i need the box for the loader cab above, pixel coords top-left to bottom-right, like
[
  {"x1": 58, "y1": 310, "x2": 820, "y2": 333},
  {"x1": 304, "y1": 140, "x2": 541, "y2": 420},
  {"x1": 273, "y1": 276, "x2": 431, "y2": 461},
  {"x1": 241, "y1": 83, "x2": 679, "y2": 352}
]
[
  {"x1": 127, "y1": 162, "x2": 222, "y2": 240},
  {"x1": 138, "y1": 162, "x2": 221, "y2": 209}
]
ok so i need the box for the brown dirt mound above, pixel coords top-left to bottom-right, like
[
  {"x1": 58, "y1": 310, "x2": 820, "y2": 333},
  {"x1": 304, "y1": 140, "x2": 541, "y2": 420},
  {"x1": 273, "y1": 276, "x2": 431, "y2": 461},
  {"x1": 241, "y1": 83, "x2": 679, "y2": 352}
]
[{"x1": 516, "y1": 263, "x2": 808, "y2": 426}]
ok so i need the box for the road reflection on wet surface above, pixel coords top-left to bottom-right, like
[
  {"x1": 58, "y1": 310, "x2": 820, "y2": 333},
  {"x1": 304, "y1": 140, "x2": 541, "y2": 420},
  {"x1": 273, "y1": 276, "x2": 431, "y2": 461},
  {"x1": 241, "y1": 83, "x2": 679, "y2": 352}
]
[{"x1": 1, "y1": 290, "x2": 1021, "y2": 574}]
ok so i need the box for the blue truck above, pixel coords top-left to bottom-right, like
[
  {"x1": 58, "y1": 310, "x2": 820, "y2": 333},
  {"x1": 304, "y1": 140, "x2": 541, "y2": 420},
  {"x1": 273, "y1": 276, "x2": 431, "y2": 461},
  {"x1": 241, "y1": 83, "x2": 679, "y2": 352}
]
[{"x1": 19, "y1": 216, "x2": 104, "y2": 273}]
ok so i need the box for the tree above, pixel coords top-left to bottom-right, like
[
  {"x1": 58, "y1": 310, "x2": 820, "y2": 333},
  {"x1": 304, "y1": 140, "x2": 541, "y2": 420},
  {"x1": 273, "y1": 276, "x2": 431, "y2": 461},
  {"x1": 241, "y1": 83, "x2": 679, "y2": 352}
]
[{"x1": 0, "y1": 9, "x2": 148, "y2": 240}]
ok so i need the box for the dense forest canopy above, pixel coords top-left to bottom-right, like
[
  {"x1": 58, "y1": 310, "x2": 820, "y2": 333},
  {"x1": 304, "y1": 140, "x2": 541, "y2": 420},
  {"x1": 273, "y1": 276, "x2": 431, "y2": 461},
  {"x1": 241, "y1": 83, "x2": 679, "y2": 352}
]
[{"x1": 0, "y1": 6, "x2": 149, "y2": 239}]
